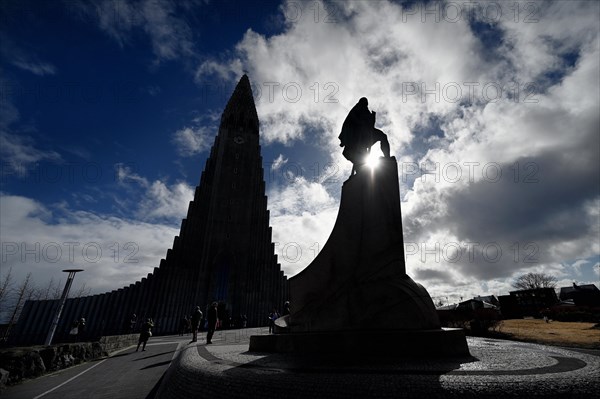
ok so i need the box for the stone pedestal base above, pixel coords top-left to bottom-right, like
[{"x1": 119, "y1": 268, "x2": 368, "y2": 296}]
[{"x1": 249, "y1": 328, "x2": 469, "y2": 357}]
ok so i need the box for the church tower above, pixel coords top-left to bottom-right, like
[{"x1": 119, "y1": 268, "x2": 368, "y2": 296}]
[
  {"x1": 142, "y1": 74, "x2": 288, "y2": 330},
  {"x1": 12, "y1": 75, "x2": 289, "y2": 343}
]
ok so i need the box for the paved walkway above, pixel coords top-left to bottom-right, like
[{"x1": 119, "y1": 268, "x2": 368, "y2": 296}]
[
  {"x1": 156, "y1": 328, "x2": 600, "y2": 399},
  {"x1": 2, "y1": 335, "x2": 184, "y2": 399}
]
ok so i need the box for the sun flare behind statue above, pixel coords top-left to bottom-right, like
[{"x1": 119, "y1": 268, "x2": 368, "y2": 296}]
[{"x1": 365, "y1": 151, "x2": 381, "y2": 170}]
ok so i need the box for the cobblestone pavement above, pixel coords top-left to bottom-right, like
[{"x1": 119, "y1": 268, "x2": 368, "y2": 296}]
[{"x1": 156, "y1": 328, "x2": 600, "y2": 399}]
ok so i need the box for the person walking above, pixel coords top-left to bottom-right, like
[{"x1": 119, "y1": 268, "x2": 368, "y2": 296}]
[
  {"x1": 136, "y1": 318, "x2": 154, "y2": 352},
  {"x1": 190, "y1": 306, "x2": 203, "y2": 342},
  {"x1": 268, "y1": 309, "x2": 279, "y2": 334},
  {"x1": 206, "y1": 302, "x2": 218, "y2": 344}
]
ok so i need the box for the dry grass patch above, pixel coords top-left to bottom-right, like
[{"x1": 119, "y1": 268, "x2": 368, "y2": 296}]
[{"x1": 499, "y1": 319, "x2": 600, "y2": 349}]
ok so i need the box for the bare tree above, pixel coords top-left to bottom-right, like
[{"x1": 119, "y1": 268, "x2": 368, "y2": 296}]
[
  {"x1": 3, "y1": 273, "x2": 35, "y2": 340},
  {"x1": 51, "y1": 279, "x2": 63, "y2": 300},
  {"x1": 32, "y1": 277, "x2": 63, "y2": 300},
  {"x1": 72, "y1": 282, "x2": 91, "y2": 298},
  {"x1": 32, "y1": 277, "x2": 58, "y2": 301},
  {"x1": 512, "y1": 272, "x2": 557, "y2": 290},
  {"x1": 0, "y1": 267, "x2": 14, "y2": 306},
  {"x1": 0, "y1": 267, "x2": 15, "y2": 323},
  {"x1": 41, "y1": 277, "x2": 56, "y2": 300}
]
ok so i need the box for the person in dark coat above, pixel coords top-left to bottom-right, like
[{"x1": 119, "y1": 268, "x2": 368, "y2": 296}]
[
  {"x1": 179, "y1": 316, "x2": 189, "y2": 336},
  {"x1": 136, "y1": 318, "x2": 154, "y2": 352},
  {"x1": 206, "y1": 302, "x2": 218, "y2": 344},
  {"x1": 268, "y1": 309, "x2": 279, "y2": 334},
  {"x1": 190, "y1": 306, "x2": 203, "y2": 342},
  {"x1": 129, "y1": 313, "x2": 137, "y2": 333},
  {"x1": 78, "y1": 317, "x2": 86, "y2": 340}
]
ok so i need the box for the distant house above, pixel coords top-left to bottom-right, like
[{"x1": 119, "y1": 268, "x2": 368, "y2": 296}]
[
  {"x1": 436, "y1": 296, "x2": 501, "y2": 327},
  {"x1": 498, "y1": 294, "x2": 520, "y2": 318},
  {"x1": 499, "y1": 288, "x2": 559, "y2": 318},
  {"x1": 473, "y1": 295, "x2": 500, "y2": 308},
  {"x1": 436, "y1": 303, "x2": 459, "y2": 311},
  {"x1": 435, "y1": 296, "x2": 499, "y2": 311},
  {"x1": 559, "y1": 283, "x2": 600, "y2": 307},
  {"x1": 457, "y1": 298, "x2": 499, "y2": 311}
]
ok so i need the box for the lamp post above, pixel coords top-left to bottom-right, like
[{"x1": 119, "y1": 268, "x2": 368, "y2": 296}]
[{"x1": 44, "y1": 269, "x2": 84, "y2": 345}]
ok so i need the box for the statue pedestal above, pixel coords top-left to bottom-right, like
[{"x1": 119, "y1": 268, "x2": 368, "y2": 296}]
[
  {"x1": 250, "y1": 328, "x2": 468, "y2": 356},
  {"x1": 250, "y1": 158, "x2": 468, "y2": 356}
]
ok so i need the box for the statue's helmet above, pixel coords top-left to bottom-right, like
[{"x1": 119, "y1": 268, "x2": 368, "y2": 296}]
[{"x1": 359, "y1": 97, "x2": 368, "y2": 106}]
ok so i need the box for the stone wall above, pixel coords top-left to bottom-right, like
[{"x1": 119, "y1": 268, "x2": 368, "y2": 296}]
[{"x1": 0, "y1": 334, "x2": 139, "y2": 390}]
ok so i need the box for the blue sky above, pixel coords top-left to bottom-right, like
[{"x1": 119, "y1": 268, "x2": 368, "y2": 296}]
[{"x1": 1, "y1": 0, "x2": 599, "y2": 308}]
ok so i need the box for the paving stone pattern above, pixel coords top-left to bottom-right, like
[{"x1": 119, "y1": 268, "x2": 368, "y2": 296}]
[{"x1": 155, "y1": 328, "x2": 600, "y2": 399}]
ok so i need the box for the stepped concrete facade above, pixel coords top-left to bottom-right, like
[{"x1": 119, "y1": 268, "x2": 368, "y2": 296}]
[{"x1": 12, "y1": 76, "x2": 289, "y2": 344}]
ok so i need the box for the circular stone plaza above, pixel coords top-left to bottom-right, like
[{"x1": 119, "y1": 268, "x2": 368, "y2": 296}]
[{"x1": 153, "y1": 328, "x2": 600, "y2": 399}]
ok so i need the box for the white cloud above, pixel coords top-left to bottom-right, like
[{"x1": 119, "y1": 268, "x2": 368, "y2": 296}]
[
  {"x1": 195, "y1": 0, "x2": 599, "y2": 295},
  {"x1": 196, "y1": 0, "x2": 492, "y2": 151},
  {"x1": 0, "y1": 35, "x2": 57, "y2": 76},
  {"x1": 0, "y1": 132, "x2": 62, "y2": 177},
  {"x1": 271, "y1": 154, "x2": 288, "y2": 170},
  {"x1": 3, "y1": 0, "x2": 596, "y2": 303},
  {"x1": 268, "y1": 175, "x2": 336, "y2": 217},
  {"x1": 114, "y1": 164, "x2": 194, "y2": 224},
  {"x1": 75, "y1": 0, "x2": 197, "y2": 62},
  {"x1": 172, "y1": 126, "x2": 212, "y2": 156},
  {"x1": 12, "y1": 59, "x2": 56, "y2": 76},
  {"x1": 139, "y1": 180, "x2": 194, "y2": 222},
  {"x1": 570, "y1": 259, "x2": 590, "y2": 276},
  {"x1": 0, "y1": 71, "x2": 61, "y2": 176},
  {"x1": 0, "y1": 194, "x2": 178, "y2": 298},
  {"x1": 267, "y1": 175, "x2": 338, "y2": 275}
]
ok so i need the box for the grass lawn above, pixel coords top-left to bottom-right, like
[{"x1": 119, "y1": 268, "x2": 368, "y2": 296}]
[{"x1": 497, "y1": 319, "x2": 600, "y2": 349}]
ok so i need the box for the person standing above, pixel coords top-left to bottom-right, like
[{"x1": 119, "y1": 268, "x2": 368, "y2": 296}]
[
  {"x1": 129, "y1": 313, "x2": 137, "y2": 333},
  {"x1": 206, "y1": 302, "x2": 218, "y2": 344},
  {"x1": 136, "y1": 318, "x2": 154, "y2": 352},
  {"x1": 179, "y1": 316, "x2": 188, "y2": 336},
  {"x1": 69, "y1": 320, "x2": 79, "y2": 342},
  {"x1": 190, "y1": 306, "x2": 203, "y2": 342},
  {"x1": 78, "y1": 317, "x2": 86, "y2": 340},
  {"x1": 268, "y1": 309, "x2": 279, "y2": 334}
]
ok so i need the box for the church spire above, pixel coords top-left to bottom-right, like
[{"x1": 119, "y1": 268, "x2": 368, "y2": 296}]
[{"x1": 221, "y1": 74, "x2": 259, "y2": 135}]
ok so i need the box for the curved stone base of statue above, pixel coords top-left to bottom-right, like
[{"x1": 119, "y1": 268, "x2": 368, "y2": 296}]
[
  {"x1": 250, "y1": 157, "x2": 468, "y2": 356},
  {"x1": 289, "y1": 157, "x2": 440, "y2": 332},
  {"x1": 250, "y1": 328, "x2": 469, "y2": 356}
]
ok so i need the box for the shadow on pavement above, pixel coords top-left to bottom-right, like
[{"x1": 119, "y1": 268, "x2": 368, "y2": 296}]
[
  {"x1": 140, "y1": 360, "x2": 172, "y2": 370},
  {"x1": 145, "y1": 373, "x2": 164, "y2": 399},
  {"x1": 134, "y1": 351, "x2": 174, "y2": 361},
  {"x1": 220, "y1": 352, "x2": 477, "y2": 398},
  {"x1": 108, "y1": 352, "x2": 133, "y2": 359}
]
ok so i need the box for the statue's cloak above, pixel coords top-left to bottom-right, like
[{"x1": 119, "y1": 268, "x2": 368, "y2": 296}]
[{"x1": 338, "y1": 101, "x2": 376, "y2": 163}]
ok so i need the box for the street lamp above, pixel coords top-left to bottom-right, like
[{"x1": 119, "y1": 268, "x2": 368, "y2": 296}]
[{"x1": 44, "y1": 269, "x2": 84, "y2": 345}]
